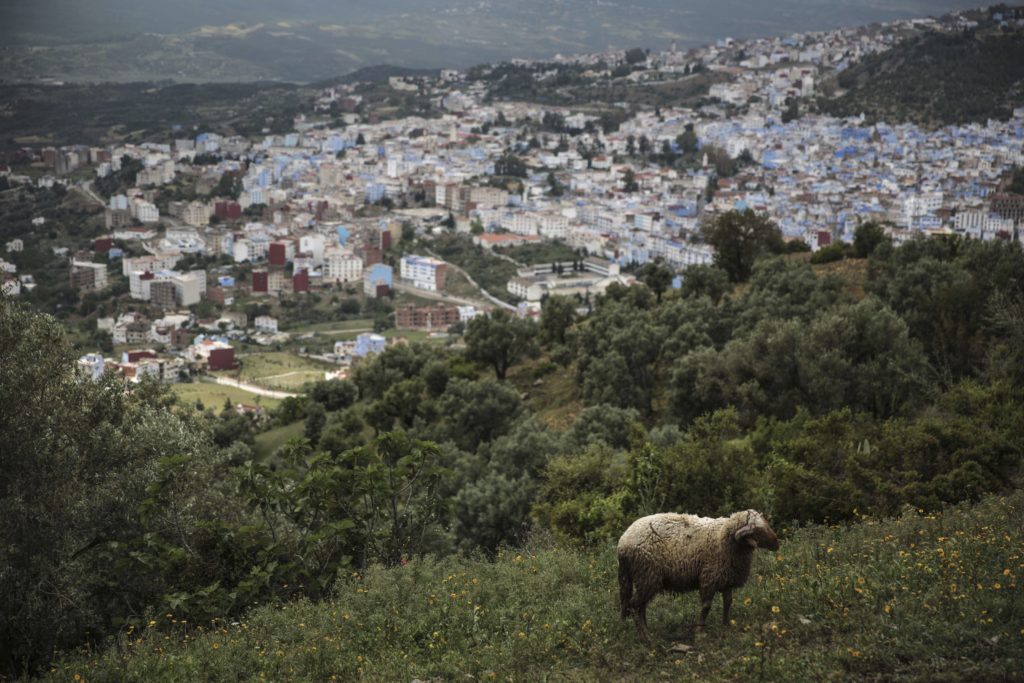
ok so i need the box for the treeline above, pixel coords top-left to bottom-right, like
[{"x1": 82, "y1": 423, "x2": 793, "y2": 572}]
[{"x1": 2, "y1": 212, "x2": 1024, "y2": 675}]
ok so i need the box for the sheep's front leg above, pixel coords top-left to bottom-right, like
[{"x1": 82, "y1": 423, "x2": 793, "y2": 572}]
[
  {"x1": 697, "y1": 586, "x2": 715, "y2": 630},
  {"x1": 721, "y1": 589, "x2": 732, "y2": 626}
]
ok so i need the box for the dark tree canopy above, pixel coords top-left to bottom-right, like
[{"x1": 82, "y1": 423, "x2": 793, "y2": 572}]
[
  {"x1": 701, "y1": 209, "x2": 785, "y2": 282},
  {"x1": 465, "y1": 309, "x2": 538, "y2": 380}
]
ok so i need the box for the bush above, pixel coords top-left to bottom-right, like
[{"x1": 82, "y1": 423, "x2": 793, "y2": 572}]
[{"x1": 810, "y1": 242, "x2": 850, "y2": 264}]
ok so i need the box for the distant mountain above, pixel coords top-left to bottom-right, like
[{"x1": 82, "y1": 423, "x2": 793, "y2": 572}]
[
  {"x1": 0, "y1": 0, "x2": 985, "y2": 84},
  {"x1": 821, "y1": 28, "x2": 1024, "y2": 127}
]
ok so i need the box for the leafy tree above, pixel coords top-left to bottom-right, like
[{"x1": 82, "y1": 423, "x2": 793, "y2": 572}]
[
  {"x1": 344, "y1": 436, "x2": 448, "y2": 569},
  {"x1": 493, "y1": 153, "x2": 528, "y2": 179},
  {"x1": 670, "y1": 298, "x2": 931, "y2": 426},
  {"x1": 624, "y1": 47, "x2": 648, "y2": 64},
  {"x1": 676, "y1": 127, "x2": 698, "y2": 155},
  {"x1": 781, "y1": 97, "x2": 800, "y2": 123},
  {"x1": 531, "y1": 444, "x2": 631, "y2": 545},
  {"x1": 569, "y1": 404, "x2": 642, "y2": 451},
  {"x1": 810, "y1": 242, "x2": 851, "y2": 264},
  {"x1": 679, "y1": 264, "x2": 731, "y2": 304},
  {"x1": 210, "y1": 172, "x2": 243, "y2": 200},
  {"x1": 452, "y1": 471, "x2": 536, "y2": 553},
  {"x1": 212, "y1": 411, "x2": 255, "y2": 447},
  {"x1": 0, "y1": 298, "x2": 218, "y2": 675},
  {"x1": 436, "y1": 378, "x2": 523, "y2": 452},
  {"x1": 540, "y1": 295, "x2": 577, "y2": 346},
  {"x1": 622, "y1": 168, "x2": 639, "y2": 193},
  {"x1": 309, "y1": 379, "x2": 358, "y2": 412},
  {"x1": 853, "y1": 221, "x2": 890, "y2": 258},
  {"x1": 638, "y1": 257, "x2": 674, "y2": 302},
  {"x1": 274, "y1": 395, "x2": 309, "y2": 428},
  {"x1": 304, "y1": 403, "x2": 327, "y2": 443},
  {"x1": 573, "y1": 288, "x2": 663, "y2": 415},
  {"x1": 317, "y1": 409, "x2": 365, "y2": 455},
  {"x1": 464, "y1": 309, "x2": 538, "y2": 380},
  {"x1": 701, "y1": 209, "x2": 785, "y2": 282},
  {"x1": 547, "y1": 171, "x2": 565, "y2": 197}
]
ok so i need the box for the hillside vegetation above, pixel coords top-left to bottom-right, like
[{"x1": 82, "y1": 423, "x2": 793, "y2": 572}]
[
  {"x1": 821, "y1": 29, "x2": 1024, "y2": 127},
  {"x1": 40, "y1": 491, "x2": 1024, "y2": 682},
  {"x1": 3, "y1": 215, "x2": 1024, "y2": 678}
]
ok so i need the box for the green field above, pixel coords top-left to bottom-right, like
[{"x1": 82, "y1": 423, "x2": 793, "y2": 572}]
[
  {"x1": 253, "y1": 420, "x2": 305, "y2": 459},
  {"x1": 223, "y1": 352, "x2": 333, "y2": 391},
  {"x1": 287, "y1": 318, "x2": 376, "y2": 334},
  {"x1": 172, "y1": 382, "x2": 281, "y2": 411},
  {"x1": 41, "y1": 490, "x2": 1024, "y2": 682}
]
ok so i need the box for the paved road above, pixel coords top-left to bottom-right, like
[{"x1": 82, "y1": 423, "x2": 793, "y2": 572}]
[
  {"x1": 415, "y1": 249, "x2": 518, "y2": 312},
  {"x1": 203, "y1": 375, "x2": 300, "y2": 399},
  {"x1": 73, "y1": 180, "x2": 106, "y2": 207},
  {"x1": 393, "y1": 281, "x2": 489, "y2": 308}
]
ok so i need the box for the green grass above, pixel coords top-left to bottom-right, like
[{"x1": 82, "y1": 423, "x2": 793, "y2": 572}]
[
  {"x1": 508, "y1": 356, "x2": 584, "y2": 430},
  {"x1": 221, "y1": 352, "x2": 333, "y2": 391},
  {"x1": 286, "y1": 318, "x2": 375, "y2": 334},
  {"x1": 41, "y1": 491, "x2": 1024, "y2": 681},
  {"x1": 172, "y1": 382, "x2": 281, "y2": 411},
  {"x1": 254, "y1": 420, "x2": 305, "y2": 460}
]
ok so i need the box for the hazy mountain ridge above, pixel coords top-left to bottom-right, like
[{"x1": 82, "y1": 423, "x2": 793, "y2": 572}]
[{"x1": 0, "y1": 0, "x2": 984, "y2": 84}]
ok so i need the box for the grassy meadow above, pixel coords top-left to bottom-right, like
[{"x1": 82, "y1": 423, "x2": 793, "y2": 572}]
[
  {"x1": 172, "y1": 381, "x2": 282, "y2": 411},
  {"x1": 224, "y1": 352, "x2": 334, "y2": 391},
  {"x1": 40, "y1": 490, "x2": 1024, "y2": 682},
  {"x1": 253, "y1": 420, "x2": 306, "y2": 460}
]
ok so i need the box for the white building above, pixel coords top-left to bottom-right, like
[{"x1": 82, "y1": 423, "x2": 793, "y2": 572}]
[
  {"x1": 323, "y1": 248, "x2": 364, "y2": 283},
  {"x1": 400, "y1": 255, "x2": 446, "y2": 292},
  {"x1": 254, "y1": 315, "x2": 279, "y2": 333},
  {"x1": 131, "y1": 199, "x2": 160, "y2": 223},
  {"x1": 170, "y1": 271, "x2": 204, "y2": 307},
  {"x1": 182, "y1": 201, "x2": 212, "y2": 227},
  {"x1": 299, "y1": 233, "x2": 327, "y2": 266}
]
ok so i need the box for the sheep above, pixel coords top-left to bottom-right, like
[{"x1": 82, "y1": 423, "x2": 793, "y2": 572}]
[{"x1": 617, "y1": 509, "x2": 780, "y2": 640}]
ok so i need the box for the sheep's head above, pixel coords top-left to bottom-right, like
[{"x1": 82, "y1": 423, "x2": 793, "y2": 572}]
[{"x1": 733, "y1": 510, "x2": 780, "y2": 551}]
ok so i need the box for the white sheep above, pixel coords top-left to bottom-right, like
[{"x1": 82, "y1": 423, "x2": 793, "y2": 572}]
[{"x1": 617, "y1": 509, "x2": 780, "y2": 640}]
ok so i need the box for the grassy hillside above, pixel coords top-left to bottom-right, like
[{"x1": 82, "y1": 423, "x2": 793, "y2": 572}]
[
  {"x1": 821, "y1": 29, "x2": 1024, "y2": 127},
  {"x1": 40, "y1": 490, "x2": 1024, "y2": 682}
]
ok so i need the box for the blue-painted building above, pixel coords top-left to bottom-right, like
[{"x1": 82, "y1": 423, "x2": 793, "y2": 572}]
[
  {"x1": 365, "y1": 263, "x2": 394, "y2": 288},
  {"x1": 354, "y1": 333, "x2": 387, "y2": 357}
]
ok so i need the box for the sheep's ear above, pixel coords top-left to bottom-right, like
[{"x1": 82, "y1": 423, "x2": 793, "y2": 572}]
[{"x1": 734, "y1": 525, "x2": 758, "y2": 547}]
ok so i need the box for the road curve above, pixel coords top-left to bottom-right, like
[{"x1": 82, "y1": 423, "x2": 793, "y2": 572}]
[{"x1": 202, "y1": 375, "x2": 300, "y2": 399}]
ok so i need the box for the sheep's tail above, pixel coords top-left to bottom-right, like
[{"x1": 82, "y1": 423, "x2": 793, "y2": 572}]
[{"x1": 618, "y1": 552, "x2": 633, "y2": 618}]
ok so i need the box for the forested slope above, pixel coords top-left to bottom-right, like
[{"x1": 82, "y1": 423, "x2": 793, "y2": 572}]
[
  {"x1": 3, "y1": 219, "x2": 1024, "y2": 677},
  {"x1": 821, "y1": 29, "x2": 1024, "y2": 127}
]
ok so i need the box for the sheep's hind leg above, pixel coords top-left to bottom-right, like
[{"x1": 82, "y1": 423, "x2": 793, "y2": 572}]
[
  {"x1": 630, "y1": 585, "x2": 658, "y2": 641},
  {"x1": 635, "y1": 602, "x2": 652, "y2": 642}
]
